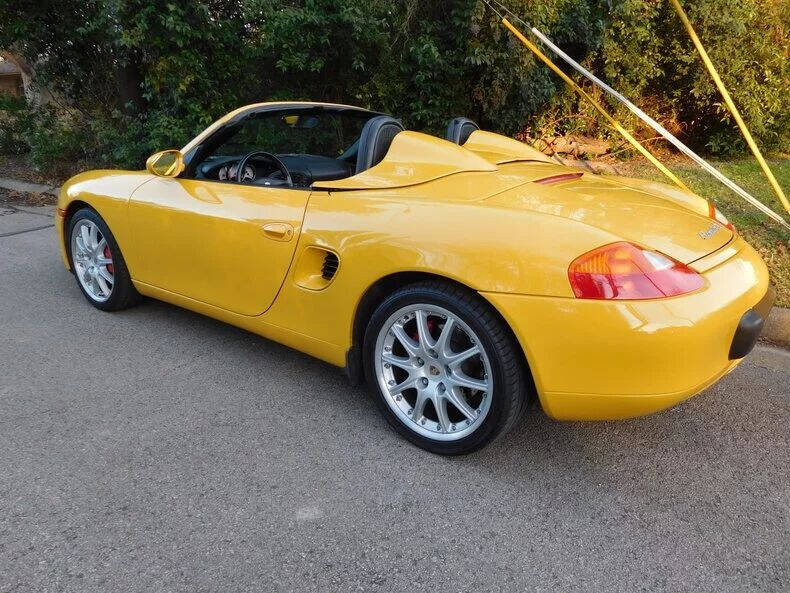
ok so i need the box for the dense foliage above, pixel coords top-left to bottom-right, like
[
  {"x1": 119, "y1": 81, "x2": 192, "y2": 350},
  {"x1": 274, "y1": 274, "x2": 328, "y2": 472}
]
[{"x1": 0, "y1": 0, "x2": 787, "y2": 170}]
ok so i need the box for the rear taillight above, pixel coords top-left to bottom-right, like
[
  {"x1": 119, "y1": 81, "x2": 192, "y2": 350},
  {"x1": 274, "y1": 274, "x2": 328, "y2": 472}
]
[
  {"x1": 708, "y1": 200, "x2": 735, "y2": 231},
  {"x1": 568, "y1": 242, "x2": 705, "y2": 300}
]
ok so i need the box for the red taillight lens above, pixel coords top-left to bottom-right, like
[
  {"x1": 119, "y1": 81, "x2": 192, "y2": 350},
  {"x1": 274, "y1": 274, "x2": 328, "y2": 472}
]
[
  {"x1": 568, "y1": 242, "x2": 705, "y2": 300},
  {"x1": 708, "y1": 200, "x2": 735, "y2": 231}
]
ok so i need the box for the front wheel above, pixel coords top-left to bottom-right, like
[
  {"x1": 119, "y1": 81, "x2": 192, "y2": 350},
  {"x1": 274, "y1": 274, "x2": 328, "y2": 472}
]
[
  {"x1": 67, "y1": 208, "x2": 140, "y2": 311},
  {"x1": 363, "y1": 281, "x2": 528, "y2": 455}
]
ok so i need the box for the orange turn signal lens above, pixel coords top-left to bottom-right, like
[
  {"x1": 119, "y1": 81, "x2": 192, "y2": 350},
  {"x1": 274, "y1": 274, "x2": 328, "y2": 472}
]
[
  {"x1": 568, "y1": 242, "x2": 705, "y2": 300},
  {"x1": 708, "y1": 200, "x2": 734, "y2": 231}
]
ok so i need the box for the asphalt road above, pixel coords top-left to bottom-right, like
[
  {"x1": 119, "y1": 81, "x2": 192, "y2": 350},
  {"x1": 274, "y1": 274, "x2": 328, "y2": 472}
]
[{"x1": 1, "y1": 206, "x2": 788, "y2": 593}]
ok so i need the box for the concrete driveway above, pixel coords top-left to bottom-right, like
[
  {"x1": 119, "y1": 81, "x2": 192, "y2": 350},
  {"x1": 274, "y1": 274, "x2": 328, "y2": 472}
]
[{"x1": 1, "y1": 207, "x2": 788, "y2": 593}]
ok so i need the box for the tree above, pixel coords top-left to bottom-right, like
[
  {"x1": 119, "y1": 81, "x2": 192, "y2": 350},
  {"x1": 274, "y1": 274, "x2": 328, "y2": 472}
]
[{"x1": 1, "y1": 0, "x2": 787, "y2": 169}]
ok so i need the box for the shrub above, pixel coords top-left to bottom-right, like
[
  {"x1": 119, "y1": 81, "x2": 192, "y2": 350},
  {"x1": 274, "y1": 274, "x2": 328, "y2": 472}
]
[
  {"x1": 0, "y1": 0, "x2": 786, "y2": 169},
  {"x1": 0, "y1": 95, "x2": 29, "y2": 155}
]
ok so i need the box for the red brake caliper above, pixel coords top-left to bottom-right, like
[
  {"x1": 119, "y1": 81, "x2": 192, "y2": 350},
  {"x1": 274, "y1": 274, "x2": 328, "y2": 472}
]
[
  {"x1": 104, "y1": 245, "x2": 114, "y2": 275},
  {"x1": 411, "y1": 317, "x2": 438, "y2": 342}
]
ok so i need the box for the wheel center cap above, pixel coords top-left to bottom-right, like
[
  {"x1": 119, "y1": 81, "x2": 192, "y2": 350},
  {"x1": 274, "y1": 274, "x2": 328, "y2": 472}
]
[{"x1": 428, "y1": 365, "x2": 441, "y2": 376}]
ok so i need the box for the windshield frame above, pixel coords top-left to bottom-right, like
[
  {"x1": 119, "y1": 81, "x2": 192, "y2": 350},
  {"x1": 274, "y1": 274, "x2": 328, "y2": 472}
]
[{"x1": 181, "y1": 103, "x2": 386, "y2": 179}]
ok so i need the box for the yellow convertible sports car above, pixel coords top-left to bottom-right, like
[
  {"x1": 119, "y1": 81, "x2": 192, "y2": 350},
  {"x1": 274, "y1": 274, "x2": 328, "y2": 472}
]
[{"x1": 57, "y1": 102, "x2": 774, "y2": 454}]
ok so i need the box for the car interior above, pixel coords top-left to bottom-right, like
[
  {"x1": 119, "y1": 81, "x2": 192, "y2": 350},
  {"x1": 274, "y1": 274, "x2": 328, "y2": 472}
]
[
  {"x1": 185, "y1": 107, "x2": 406, "y2": 189},
  {"x1": 185, "y1": 106, "x2": 483, "y2": 190}
]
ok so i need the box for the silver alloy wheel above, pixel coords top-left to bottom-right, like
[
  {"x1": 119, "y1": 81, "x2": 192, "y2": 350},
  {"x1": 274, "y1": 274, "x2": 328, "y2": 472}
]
[
  {"x1": 70, "y1": 219, "x2": 114, "y2": 302},
  {"x1": 374, "y1": 304, "x2": 494, "y2": 441}
]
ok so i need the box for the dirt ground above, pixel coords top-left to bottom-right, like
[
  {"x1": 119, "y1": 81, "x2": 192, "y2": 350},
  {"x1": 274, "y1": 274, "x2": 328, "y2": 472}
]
[
  {"x1": 0, "y1": 154, "x2": 77, "y2": 186},
  {"x1": 0, "y1": 186, "x2": 57, "y2": 207}
]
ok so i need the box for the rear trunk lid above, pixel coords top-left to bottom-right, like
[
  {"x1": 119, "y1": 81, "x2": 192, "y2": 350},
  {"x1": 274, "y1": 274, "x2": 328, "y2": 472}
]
[{"x1": 486, "y1": 168, "x2": 733, "y2": 264}]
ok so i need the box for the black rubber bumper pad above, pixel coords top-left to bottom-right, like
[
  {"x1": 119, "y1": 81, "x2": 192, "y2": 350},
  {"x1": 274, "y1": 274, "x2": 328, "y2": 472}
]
[{"x1": 729, "y1": 286, "x2": 776, "y2": 360}]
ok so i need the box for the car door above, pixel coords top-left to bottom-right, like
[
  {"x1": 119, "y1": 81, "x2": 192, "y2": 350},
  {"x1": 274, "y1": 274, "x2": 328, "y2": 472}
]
[{"x1": 128, "y1": 177, "x2": 308, "y2": 316}]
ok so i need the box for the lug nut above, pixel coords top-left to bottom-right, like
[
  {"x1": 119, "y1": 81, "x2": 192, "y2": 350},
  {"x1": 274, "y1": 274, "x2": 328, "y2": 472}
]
[{"x1": 420, "y1": 378, "x2": 429, "y2": 388}]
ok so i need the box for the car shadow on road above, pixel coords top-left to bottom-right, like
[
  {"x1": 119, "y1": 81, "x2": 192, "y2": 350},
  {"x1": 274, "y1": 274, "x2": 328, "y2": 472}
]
[{"x1": 120, "y1": 297, "x2": 765, "y2": 485}]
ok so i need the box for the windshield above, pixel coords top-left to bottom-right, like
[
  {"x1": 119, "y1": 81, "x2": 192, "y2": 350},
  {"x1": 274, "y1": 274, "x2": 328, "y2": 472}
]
[
  {"x1": 210, "y1": 108, "x2": 372, "y2": 159},
  {"x1": 185, "y1": 107, "x2": 378, "y2": 187}
]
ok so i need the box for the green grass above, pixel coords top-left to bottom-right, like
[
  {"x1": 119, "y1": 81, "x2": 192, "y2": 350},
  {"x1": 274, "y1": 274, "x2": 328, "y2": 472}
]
[{"x1": 616, "y1": 157, "x2": 790, "y2": 307}]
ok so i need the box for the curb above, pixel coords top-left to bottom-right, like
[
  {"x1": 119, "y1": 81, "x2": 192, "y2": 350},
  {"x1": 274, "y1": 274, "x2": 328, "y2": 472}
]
[
  {"x1": 764, "y1": 306, "x2": 790, "y2": 346},
  {"x1": 0, "y1": 176, "x2": 59, "y2": 195}
]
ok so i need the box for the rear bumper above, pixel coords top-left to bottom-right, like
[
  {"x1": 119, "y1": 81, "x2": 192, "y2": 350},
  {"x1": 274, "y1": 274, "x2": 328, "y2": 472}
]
[{"x1": 482, "y1": 236, "x2": 771, "y2": 421}]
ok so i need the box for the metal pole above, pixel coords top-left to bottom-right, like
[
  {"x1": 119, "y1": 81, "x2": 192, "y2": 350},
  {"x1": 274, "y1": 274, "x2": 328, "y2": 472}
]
[
  {"x1": 487, "y1": 0, "x2": 788, "y2": 228},
  {"x1": 500, "y1": 18, "x2": 691, "y2": 193},
  {"x1": 668, "y1": 0, "x2": 789, "y2": 213},
  {"x1": 529, "y1": 27, "x2": 789, "y2": 229}
]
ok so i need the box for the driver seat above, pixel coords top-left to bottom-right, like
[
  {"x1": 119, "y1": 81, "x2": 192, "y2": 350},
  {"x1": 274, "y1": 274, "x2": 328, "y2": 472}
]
[
  {"x1": 356, "y1": 116, "x2": 405, "y2": 174},
  {"x1": 446, "y1": 117, "x2": 479, "y2": 146}
]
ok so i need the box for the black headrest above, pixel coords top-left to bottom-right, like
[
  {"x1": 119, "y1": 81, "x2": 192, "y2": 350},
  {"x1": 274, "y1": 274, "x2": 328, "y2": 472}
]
[
  {"x1": 356, "y1": 116, "x2": 405, "y2": 174},
  {"x1": 446, "y1": 117, "x2": 480, "y2": 145}
]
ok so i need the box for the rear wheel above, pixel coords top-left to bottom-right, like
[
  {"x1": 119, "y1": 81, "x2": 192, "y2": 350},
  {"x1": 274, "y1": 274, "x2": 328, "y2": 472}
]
[
  {"x1": 67, "y1": 208, "x2": 139, "y2": 311},
  {"x1": 363, "y1": 281, "x2": 528, "y2": 455}
]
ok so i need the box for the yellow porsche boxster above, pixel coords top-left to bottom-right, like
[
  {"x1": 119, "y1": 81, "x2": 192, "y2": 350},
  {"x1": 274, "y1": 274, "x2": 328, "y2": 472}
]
[{"x1": 57, "y1": 102, "x2": 774, "y2": 454}]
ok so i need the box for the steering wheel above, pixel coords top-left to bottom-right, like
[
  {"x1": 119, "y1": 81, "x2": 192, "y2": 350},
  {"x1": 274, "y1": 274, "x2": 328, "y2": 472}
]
[{"x1": 236, "y1": 151, "x2": 293, "y2": 188}]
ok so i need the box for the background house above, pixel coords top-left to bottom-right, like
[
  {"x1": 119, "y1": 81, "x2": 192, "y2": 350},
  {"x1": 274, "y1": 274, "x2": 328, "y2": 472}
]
[{"x1": 0, "y1": 58, "x2": 23, "y2": 98}]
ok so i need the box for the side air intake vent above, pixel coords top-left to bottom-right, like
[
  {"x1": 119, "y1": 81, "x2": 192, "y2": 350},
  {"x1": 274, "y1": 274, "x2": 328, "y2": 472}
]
[
  {"x1": 321, "y1": 252, "x2": 339, "y2": 280},
  {"x1": 293, "y1": 247, "x2": 340, "y2": 290}
]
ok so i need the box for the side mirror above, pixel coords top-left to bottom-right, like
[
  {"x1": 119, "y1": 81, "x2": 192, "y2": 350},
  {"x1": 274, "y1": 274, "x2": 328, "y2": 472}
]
[{"x1": 146, "y1": 149, "x2": 185, "y2": 177}]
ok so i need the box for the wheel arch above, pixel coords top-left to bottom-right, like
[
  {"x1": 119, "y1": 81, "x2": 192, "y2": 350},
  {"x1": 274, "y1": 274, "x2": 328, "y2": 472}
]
[
  {"x1": 346, "y1": 271, "x2": 536, "y2": 404},
  {"x1": 57, "y1": 170, "x2": 153, "y2": 274},
  {"x1": 60, "y1": 199, "x2": 95, "y2": 268}
]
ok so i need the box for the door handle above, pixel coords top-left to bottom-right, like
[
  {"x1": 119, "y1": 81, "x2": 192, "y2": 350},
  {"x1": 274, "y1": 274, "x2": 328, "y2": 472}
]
[{"x1": 262, "y1": 222, "x2": 294, "y2": 242}]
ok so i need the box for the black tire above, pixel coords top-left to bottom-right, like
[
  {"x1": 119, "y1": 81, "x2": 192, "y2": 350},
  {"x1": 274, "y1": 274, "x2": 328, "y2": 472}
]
[
  {"x1": 66, "y1": 207, "x2": 140, "y2": 312},
  {"x1": 363, "y1": 281, "x2": 528, "y2": 455}
]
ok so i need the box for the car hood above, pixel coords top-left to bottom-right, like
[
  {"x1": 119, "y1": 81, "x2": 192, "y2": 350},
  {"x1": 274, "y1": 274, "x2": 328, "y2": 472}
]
[{"x1": 486, "y1": 166, "x2": 733, "y2": 264}]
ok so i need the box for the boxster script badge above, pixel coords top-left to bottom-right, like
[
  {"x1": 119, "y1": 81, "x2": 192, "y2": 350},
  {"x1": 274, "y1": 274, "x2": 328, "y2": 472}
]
[{"x1": 699, "y1": 223, "x2": 720, "y2": 240}]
